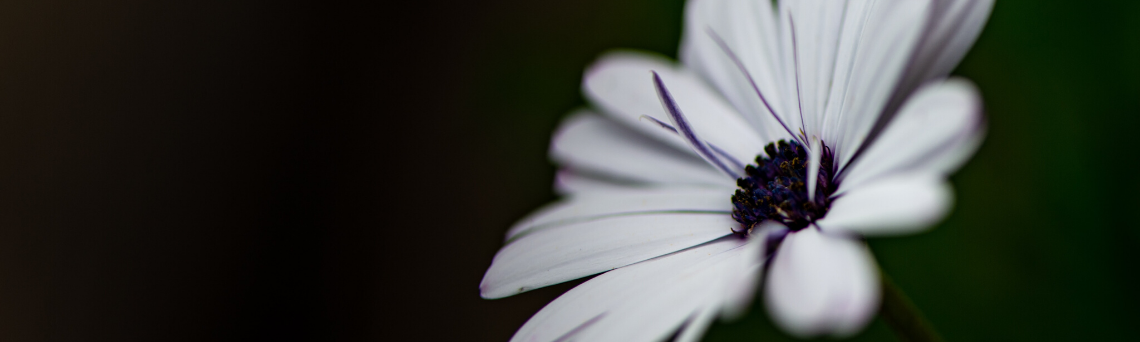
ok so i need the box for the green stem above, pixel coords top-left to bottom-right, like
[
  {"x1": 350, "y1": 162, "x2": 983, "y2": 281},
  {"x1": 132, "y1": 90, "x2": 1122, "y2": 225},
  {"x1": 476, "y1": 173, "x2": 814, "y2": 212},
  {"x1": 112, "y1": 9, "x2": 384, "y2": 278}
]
[{"x1": 879, "y1": 274, "x2": 943, "y2": 342}]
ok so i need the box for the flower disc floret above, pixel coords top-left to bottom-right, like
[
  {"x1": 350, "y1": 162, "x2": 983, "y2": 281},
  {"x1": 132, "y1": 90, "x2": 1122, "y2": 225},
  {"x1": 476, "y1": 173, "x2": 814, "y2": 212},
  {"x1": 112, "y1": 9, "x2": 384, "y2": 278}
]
[{"x1": 731, "y1": 140, "x2": 837, "y2": 235}]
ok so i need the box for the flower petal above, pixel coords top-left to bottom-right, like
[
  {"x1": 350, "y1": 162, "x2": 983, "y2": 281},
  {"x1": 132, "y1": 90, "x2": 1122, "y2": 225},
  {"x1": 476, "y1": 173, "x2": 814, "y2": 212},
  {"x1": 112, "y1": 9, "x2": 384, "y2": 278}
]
[
  {"x1": 680, "y1": 0, "x2": 791, "y2": 142},
  {"x1": 903, "y1": 0, "x2": 995, "y2": 94},
  {"x1": 675, "y1": 307, "x2": 718, "y2": 342},
  {"x1": 807, "y1": 136, "x2": 823, "y2": 201},
  {"x1": 552, "y1": 169, "x2": 737, "y2": 200},
  {"x1": 719, "y1": 221, "x2": 784, "y2": 319},
  {"x1": 777, "y1": 0, "x2": 850, "y2": 137},
  {"x1": 550, "y1": 111, "x2": 732, "y2": 187},
  {"x1": 818, "y1": 173, "x2": 952, "y2": 236},
  {"x1": 511, "y1": 238, "x2": 753, "y2": 342},
  {"x1": 837, "y1": 78, "x2": 983, "y2": 193},
  {"x1": 653, "y1": 72, "x2": 746, "y2": 178},
  {"x1": 553, "y1": 169, "x2": 633, "y2": 195},
  {"x1": 506, "y1": 187, "x2": 732, "y2": 241},
  {"x1": 583, "y1": 51, "x2": 767, "y2": 164},
  {"x1": 480, "y1": 213, "x2": 733, "y2": 299},
  {"x1": 766, "y1": 228, "x2": 880, "y2": 338},
  {"x1": 809, "y1": 0, "x2": 932, "y2": 169}
]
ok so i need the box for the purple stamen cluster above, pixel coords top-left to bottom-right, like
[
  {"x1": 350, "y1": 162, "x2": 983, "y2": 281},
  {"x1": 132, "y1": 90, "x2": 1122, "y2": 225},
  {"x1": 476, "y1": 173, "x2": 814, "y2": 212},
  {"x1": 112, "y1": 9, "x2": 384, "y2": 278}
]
[{"x1": 730, "y1": 140, "x2": 837, "y2": 235}]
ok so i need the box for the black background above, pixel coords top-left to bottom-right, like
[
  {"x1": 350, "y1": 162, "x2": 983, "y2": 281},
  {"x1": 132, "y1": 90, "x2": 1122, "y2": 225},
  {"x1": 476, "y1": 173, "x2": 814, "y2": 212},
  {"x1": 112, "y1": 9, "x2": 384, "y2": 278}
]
[
  {"x1": 1, "y1": 0, "x2": 1139, "y2": 341},
  {"x1": 0, "y1": 0, "x2": 571, "y2": 340}
]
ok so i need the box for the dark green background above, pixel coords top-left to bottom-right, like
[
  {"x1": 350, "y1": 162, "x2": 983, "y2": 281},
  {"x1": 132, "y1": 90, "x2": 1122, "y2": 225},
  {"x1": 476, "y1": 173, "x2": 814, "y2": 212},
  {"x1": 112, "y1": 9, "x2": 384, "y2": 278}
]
[{"x1": 468, "y1": 0, "x2": 1140, "y2": 341}]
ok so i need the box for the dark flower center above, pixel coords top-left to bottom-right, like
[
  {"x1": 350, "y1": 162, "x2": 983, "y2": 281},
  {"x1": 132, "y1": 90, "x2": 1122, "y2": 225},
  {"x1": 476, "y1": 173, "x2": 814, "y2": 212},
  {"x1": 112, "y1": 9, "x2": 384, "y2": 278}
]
[{"x1": 730, "y1": 139, "x2": 838, "y2": 236}]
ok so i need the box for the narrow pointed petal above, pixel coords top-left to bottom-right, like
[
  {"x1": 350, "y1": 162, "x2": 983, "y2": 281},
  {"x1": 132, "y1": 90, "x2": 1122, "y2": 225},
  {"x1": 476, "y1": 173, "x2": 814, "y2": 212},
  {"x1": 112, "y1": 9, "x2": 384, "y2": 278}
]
[
  {"x1": 636, "y1": 114, "x2": 750, "y2": 171},
  {"x1": 653, "y1": 72, "x2": 742, "y2": 178},
  {"x1": 818, "y1": 173, "x2": 952, "y2": 236},
  {"x1": 838, "y1": 78, "x2": 983, "y2": 193},
  {"x1": 512, "y1": 238, "x2": 754, "y2": 342},
  {"x1": 551, "y1": 112, "x2": 733, "y2": 187},
  {"x1": 480, "y1": 213, "x2": 733, "y2": 299},
  {"x1": 583, "y1": 52, "x2": 767, "y2": 164},
  {"x1": 506, "y1": 187, "x2": 731, "y2": 240},
  {"x1": 766, "y1": 228, "x2": 880, "y2": 338}
]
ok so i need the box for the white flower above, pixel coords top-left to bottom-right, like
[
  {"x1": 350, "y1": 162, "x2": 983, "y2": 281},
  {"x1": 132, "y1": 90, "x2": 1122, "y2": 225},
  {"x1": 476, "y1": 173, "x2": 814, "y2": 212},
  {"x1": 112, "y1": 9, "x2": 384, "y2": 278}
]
[{"x1": 481, "y1": 0, "x2": 992, "y2": 340}]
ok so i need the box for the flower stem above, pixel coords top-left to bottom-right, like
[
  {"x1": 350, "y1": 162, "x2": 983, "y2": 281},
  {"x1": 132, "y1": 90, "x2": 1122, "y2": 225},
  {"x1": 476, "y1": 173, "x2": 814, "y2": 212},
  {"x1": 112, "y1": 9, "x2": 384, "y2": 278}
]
[{"x1": 879, "y1": 274, "x2": 943, "y2": 342}]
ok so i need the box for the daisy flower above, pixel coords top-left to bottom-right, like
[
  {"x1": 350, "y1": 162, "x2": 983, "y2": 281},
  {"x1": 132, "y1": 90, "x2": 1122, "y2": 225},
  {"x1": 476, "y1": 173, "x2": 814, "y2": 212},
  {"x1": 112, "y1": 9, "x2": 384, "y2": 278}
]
[{"x1": 481, "y1": 0, "x2": 993, "y2": 340}]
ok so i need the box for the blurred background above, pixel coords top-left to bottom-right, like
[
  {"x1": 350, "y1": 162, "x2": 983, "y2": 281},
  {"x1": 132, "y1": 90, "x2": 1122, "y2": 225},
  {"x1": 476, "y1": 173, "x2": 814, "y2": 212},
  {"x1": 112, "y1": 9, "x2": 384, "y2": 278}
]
[{"x1": 0, "y1": 0, "x2": 1137, "y2": 341}]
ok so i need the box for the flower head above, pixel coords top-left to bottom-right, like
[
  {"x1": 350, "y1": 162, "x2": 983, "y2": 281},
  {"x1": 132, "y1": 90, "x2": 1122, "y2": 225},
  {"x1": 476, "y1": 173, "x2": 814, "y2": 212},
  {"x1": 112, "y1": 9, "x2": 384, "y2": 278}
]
[{"x1": 482, "y1": 0, "x2": 992, "y2": 340}]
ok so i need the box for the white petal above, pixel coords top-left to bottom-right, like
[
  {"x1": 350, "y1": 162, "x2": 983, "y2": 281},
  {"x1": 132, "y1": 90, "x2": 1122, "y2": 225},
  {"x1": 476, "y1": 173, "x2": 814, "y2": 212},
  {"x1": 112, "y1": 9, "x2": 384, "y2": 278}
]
[
  {"x1": 583, "y1": 51, "x2": 767, "y2": 164},
  {"x1": 925, "y1": 122, "x2": 986, "y2": 176},
  {"x1": 807, "y1": 136, "x2": 822, "y2": 201},
  {"x1": 720, "y1": 222, "x2": 784, "y2": 319},
  {"x1": 816, "y1": 0, "x2": 877, "y2": 145},
  {"x1": 512, "y1": 238, "x2": 753, "y2": 342},
  {"x1": 905, "y1": 0, "x2": 995, "y2": 90},
  {"x1": 838, "y1": 78, "x2": 983, "y2": 193},
  {"x1": 553, "y1": 169, "x2": 631, "y2": 196},
  {"x1": 675, "y1": 307, "x2": 718, "y2": 342},
  {"x1": 506, "y1": 187, "x2": 732, "y2": 240},
  {"x1": 673, "y1": 226, "x2": 772, "y2": 341},
  {"x1": 552, "y1": 169, "x2": 732, "y2": 197},
  {"x1": 827, "y1": 0, "x2": 993, "y2": 172},
  {"x1": 846, "y1": 0, "x2": 992, "y2": 148},
  {"x1": 812, "y1": 0, "x2": 932, "y2": 169},
  {"x1": 680, "y1": 0, "x2": 791, "y2": 142},
  {"x1": 480, "y1": 213, "x2": 733, "y2": 299},
  {"x1": 550, "y1": 111, "x2": 733, "y2": 187},
  {"x1": 778, "y1": 0, "x2": 849, "y2": 137},
  {"x1": 766, "y1": 228, "x2": 880, "y2": 338},
  {"x1": 817, "y1": 173, "x2": 952, "y2": 236}
]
